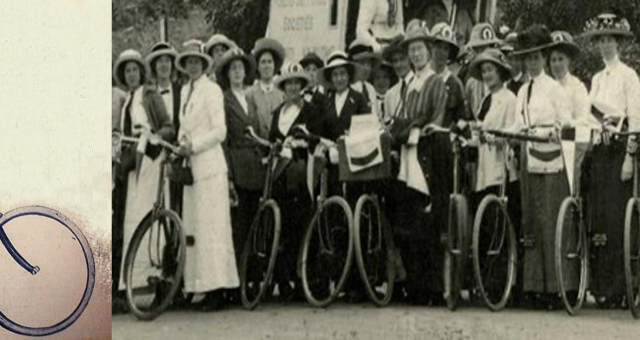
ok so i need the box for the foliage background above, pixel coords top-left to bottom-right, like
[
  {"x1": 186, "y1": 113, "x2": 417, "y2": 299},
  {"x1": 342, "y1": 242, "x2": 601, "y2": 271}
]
[{"x1": 112, "y1": 0, "x2": 640, "y2": 86}]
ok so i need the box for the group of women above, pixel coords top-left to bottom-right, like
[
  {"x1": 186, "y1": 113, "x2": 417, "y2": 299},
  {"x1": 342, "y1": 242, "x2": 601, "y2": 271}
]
[{"x1": 112, "y1": 11, "x2": 640, "y2": 312}]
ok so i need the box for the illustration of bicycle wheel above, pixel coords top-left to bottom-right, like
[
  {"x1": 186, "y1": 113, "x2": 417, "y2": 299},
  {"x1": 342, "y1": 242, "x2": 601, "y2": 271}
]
[{"x1": 0, "y1": 206, "x2": 95, "y2": 337}]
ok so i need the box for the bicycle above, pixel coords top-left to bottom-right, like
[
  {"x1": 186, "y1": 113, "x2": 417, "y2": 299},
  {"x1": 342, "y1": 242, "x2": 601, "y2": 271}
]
[
  {"x1": 471, "y1": 129, "x2": 551, "y2": 311},
  {"x1": 350, "y1": 133, "x2": 396, "y2": 307},
  {"x1": 0, "y1": 206, "x2": 95, "y2": 336},
  {"x1": 553, "y1": 126, "x2": 593, "y2": 316},
  {"x1": 238, "y1": 127, "x2": 282, "y2": 310},
  {"x1": 297, "y1": 128, "x2": 355, "y2": 308},
  {"x1": 115, "y1": 132, "x2": 187, "y2": 321},
  {"x1": 422, "y1": 125, "x2": 471, "y2": 311}
]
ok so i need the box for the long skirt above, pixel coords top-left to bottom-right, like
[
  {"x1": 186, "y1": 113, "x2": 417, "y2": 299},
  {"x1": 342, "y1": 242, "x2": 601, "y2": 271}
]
[
  {"x1": 118, "y1": 156, "x2": 162, "y2": 290},
  {"x1": 587, "y1": 142, "x2": 632, "y2": 297},
  {"x1": 182, "y1": 173, "x2": 239, "y2": 293},
  {"x1": 521, "y1": 171, "x2": 573, "y2": 293}
]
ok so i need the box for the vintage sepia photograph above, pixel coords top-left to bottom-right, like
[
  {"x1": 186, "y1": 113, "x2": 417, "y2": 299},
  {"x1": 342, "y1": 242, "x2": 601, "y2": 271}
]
[{"x1": 112, "y1": 0, "x2": 640, "y2": 339}]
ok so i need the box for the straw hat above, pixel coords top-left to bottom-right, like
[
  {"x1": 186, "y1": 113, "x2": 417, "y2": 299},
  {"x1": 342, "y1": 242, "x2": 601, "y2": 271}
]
[
  {"x1": 275, "y1": 62, "x2": 311, "y2": 91},
  {"x1": 348, "y1": 38, "x2": 382, "y2": 64},
  {"x1": 146, "y1": 42, "x2": 178, "y2": 68},
  {"x1": 401, "y1": 19, "x2": 432, "y2": 48},
  {"x1": 113, "y1": 49, "x2": 149, "y2": 87},
  {"x1": 176, "y1": 40, "x2": 213, "y2": 74},
  {"x1": 430, "y1": 22, "x2": 460, "y2": 61},
  {"x1": 511, "y1": 24, "x2": 554, "y2": 57},
  {"x1": 252, "y1": 38, "x2": 286, "y2": 71},
  {"x1": 468, "y1": 48, "x2": 513, "y2": 82},
  {"x1": 204, "y1": 34, "x2": 236, "y2": 56},
  {"x1": 549, "y1": 31, "x2": 581, "y2": 59},
  {"x1": 299, "y1": 52, "x2": 324, "y2": 69},
  {"x1": 582, "y1": 13, "x2": 634, "y2": 40},
  {"x1": 317, "y1": 51, "x2": 365, "y2": 89},
  {"x1": 215, "y1": 47, "x2": 256, "y2": 84},
  {"x1": 466, "y1": 23, "x2": 503, "y2": 50}
]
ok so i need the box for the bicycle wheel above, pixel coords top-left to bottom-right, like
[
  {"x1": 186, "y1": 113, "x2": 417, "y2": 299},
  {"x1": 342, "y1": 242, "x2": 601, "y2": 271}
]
[
  {"x1": 555, "y1": 197, "x2": 589, "y2": 316},
  {"x1": 240, "y1": 199, "x2": 281, "y2": 310},
  {"x1": 472, "y1": 194, "x2": 517, "y2": 311},
  {"x1": 624, "y1": 198, "x2": 640, "y2": 319},
  {"x1": 0, "y1": 206, "x2": 95, "y2": 337},
  {"x1": 301, "y1": 196, "x2": 354, "y2": 308},
  {"x1": 445, "y1": 194, "x2": 469, "y2": 311},
  {"x1": 353, "y1": 194, "x2": 395, "y2": 307},
  {"x1": 124, "y1": 209, "x2": 186, "y2": 321}
]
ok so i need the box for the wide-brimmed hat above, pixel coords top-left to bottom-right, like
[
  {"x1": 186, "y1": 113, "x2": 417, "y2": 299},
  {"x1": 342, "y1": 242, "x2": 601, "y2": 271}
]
[
  {"x1": 511, "y1": 24, "x2": 554, "y2": 57},
  {"x1": 582, "y1": 13, "x2": 634, "y2": 40},
  {"x1": 146, "y1": 42, "x2": 178, "y2": 68},
  {"x1": 401, "y1": 19, "x2": 432, "y2": 48},
  {"x1": 176, "y1": 40, "x2": 214, "y2": 74},
  {"x1": 468, "y1": 48, "x2": 513, "y2": 81},
  {"x1": 500, "y1": 32, "x2": 518, "y2": 54},
  {"x1": 204, "y1": 34, "x2": 236, "y2": 56},
  {"x1": 348, "y1": 38, "x2": 383, "y2": 64},
  {"x1": 430, "y1": 22, "x2": 460, "y2": 61},
  {"x1": 466, "y1": 23, "x2": 503, "y2": 50},
  {"x1": 252, "y1": 38, "x2": 286, "y2": 71},
  {"x1": 382, "y1": 34, "x2": 406, "y2": 61},
  {"x1": 299, "y1": 52, "x2": 324, "y2": 69},
  {"x1": 276, "y1": 62, "x2": 311, "y2": 91},
  {"x1": 215, "y1": 47, "x2": 256, "y2": 85},
  {"x1": 549, "y1": 31, "x2": 581, "y2": 58},
  {"x1": 317, "y1": 51, "x2": 365, "y2": 89},
  {"x1": 113, "y1": 49, "x2": 149, "y2": 86}
]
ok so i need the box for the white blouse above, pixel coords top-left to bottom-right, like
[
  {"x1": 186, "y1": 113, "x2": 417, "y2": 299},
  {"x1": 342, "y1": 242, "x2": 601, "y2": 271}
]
[
  {"x1": 515, "y1": 71, "x2": 571, "y2": 173},
  {"x1": 557, "y1": 73, "x2": 590, "y2": 125},
  {"x1": 278, "y1": 102, "x2": 301, "y2": 136},
  {"x1": 476, "y1": 87, "x2": 518, "y2": 191},
  {"x1": 351, "y1": 80, "x2": 378, "y2": 116},
  {"x1": 120, "y1": 86, "x2": 150, "y2": 134},
  {"x1": 590, "y1": 56, "x2": 640, "y2": 131}
]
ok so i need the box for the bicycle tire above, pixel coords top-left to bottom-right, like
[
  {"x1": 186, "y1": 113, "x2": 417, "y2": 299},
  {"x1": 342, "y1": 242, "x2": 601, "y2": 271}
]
[
  {"x1": 353, "y1": 194, "x2": 395, "y2": 307},
  {"x1": 124, "y1": 209, "x2": 186, "y2": 321},
  {"x1": 240, "y1": 199, "x2": 281, "y2": 310},
  {"x1": 301, "y1": 196, "x2": 354, "y2": 308},
  {"x1": 554, "y1": 197, "x2": 589, "y2": 316},
  {"x1": 472, "y1": 194, "x2": 517, "y2": 311},
  {"x1": 624, "y1": 198, "x2": 640, "y2": 319},
  {"x1": 445, "y1": 194, "x2": 469, "y2": 311},
  {"x1": 0, "y1": 206, "x2": 95, "y2": 336}
]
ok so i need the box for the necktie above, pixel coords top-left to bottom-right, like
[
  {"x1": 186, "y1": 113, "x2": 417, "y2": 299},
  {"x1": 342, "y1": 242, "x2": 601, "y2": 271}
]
[
  {"x1": 124, "y1": 91, "x2": 134, "y2": 136},
  {"x1": 388, "y1": 0, "x2": 397, "y2": 26},
  {"x1": 524, "y1": 79, "x2": 534, "y2": 125},
  {"x1": 478, "y1": 94, "x2": 492, "y2": 121}
]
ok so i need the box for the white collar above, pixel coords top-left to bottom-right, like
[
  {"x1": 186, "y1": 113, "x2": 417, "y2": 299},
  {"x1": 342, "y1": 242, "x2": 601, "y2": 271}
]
[
  {"x1": 403, "y1": 71, "x2": 415, "y2": 83},
  {"x1": 512, "y1": 72, "x2": 523, "y2": 82},
  {"x1": 260, "y1": 80, "x2": 275, "y2": 93},
  {"x1": 604, "y1": 55, "x2": 622, "y2": 71}
]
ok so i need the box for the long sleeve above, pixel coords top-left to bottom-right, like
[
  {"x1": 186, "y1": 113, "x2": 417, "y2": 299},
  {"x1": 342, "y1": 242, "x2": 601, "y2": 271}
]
[
  {"x1": 191, "y1": 84, "x2": 227, "y2": 155},
  {"x1": 625, "y1": 69, "x2": 640, "y2": 132}
]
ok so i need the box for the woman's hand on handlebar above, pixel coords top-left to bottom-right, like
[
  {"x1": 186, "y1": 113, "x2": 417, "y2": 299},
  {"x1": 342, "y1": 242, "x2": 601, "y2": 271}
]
[{"x1": 177, "y1": 136, "x2": 192, "y2": 156}]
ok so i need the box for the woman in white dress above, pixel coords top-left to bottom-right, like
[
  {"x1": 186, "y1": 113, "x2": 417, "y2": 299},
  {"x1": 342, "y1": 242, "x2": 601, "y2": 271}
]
[
  {"x1": 175, "y1": 40, "x2": 239, "y2": 311},
  {"x1": 113, "y1": 49, "x2": 175, "y2": 296}
]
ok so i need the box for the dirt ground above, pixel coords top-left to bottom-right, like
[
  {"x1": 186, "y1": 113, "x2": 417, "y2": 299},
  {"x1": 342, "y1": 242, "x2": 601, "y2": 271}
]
[{"x1": 112, "y1": 301, "x2": 639, "y2": 340}]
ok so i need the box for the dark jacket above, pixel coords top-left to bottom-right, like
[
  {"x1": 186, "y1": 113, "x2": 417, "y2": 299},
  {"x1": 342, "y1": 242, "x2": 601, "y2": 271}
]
[
  {"x1": 313, "y1": 88, "x2": 369, "y2": 141},
  {"x1": 223, "y1": 89, "x2": 267, "y2": 191}
]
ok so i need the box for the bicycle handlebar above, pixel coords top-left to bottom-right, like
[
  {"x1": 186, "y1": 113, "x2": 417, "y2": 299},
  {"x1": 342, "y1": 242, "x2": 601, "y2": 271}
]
[
  {"x1": 483, "y1": 129, "x2": 553, "y2": 143},
  {"x1": 113, "y1": 132, "x2": 180, "y2": 155}
]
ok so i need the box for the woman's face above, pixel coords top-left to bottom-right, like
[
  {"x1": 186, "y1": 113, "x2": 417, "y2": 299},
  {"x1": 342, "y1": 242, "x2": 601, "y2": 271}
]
[
  {"x1": 408, "y1": 41, "x2": 430, "y2": 70},
  {"x1": 372, "y1": 69, "x2": 391, "y2": 94},
  {"x1": 596, "y1": 35, "x2": 619, "y2": 60},
  {"x1": 431, "y1": 41, "x2": 450, "y2": 70},
  {"x1": 524, "y1": 51, "x2": 545, "y2": 77},
  {"x1": 304, "y1": 64, "x2": 319, "y2": 87},
  {"x1": 390, "y1": 51, "x2": 411, "y2": 78},
  {"x1": 357, "y1": 59, "x2": 373, "y2": 79},
  {"x1": 124, "y1": 61, "x2": 141, "y2": 89},
  {"x1": 258, "y1": 52, "x2": 276, "y2": 80},
  {"x1": 331, "y1": 66, "x2": 350, "y2": 92},
  {"x1": 481, "y1": 62, "x2": 502, "y2": 89},
  {"x1": 228, "y1": 60, "x2": 246, "y2": 87},
  {"x1": 185, "y1": 56, "x2": 204, "y2": 79},
  {"x1": 284, "y1": 79, "x2": 303, "y2": 101},
  {"x1": 154, "y1": 55, "x2": 173, "y2": 80},
  {"x1": 211, "y1": 44, "x2": 228, "y2": 65},
  {"x1": 549, "y1": 50, "x2": 570, "y2": 80}
]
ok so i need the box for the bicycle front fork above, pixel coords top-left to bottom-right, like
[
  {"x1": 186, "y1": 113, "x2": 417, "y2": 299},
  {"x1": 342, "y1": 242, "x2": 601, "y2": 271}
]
[{"x1": 0, "y1": 225, "x2": 40, "y2": 275}]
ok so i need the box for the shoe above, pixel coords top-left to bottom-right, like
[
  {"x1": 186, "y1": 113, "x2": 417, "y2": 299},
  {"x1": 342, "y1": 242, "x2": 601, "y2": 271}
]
[{"x1": 195, "y1": 292, "x2": 225, "y2": 312}]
